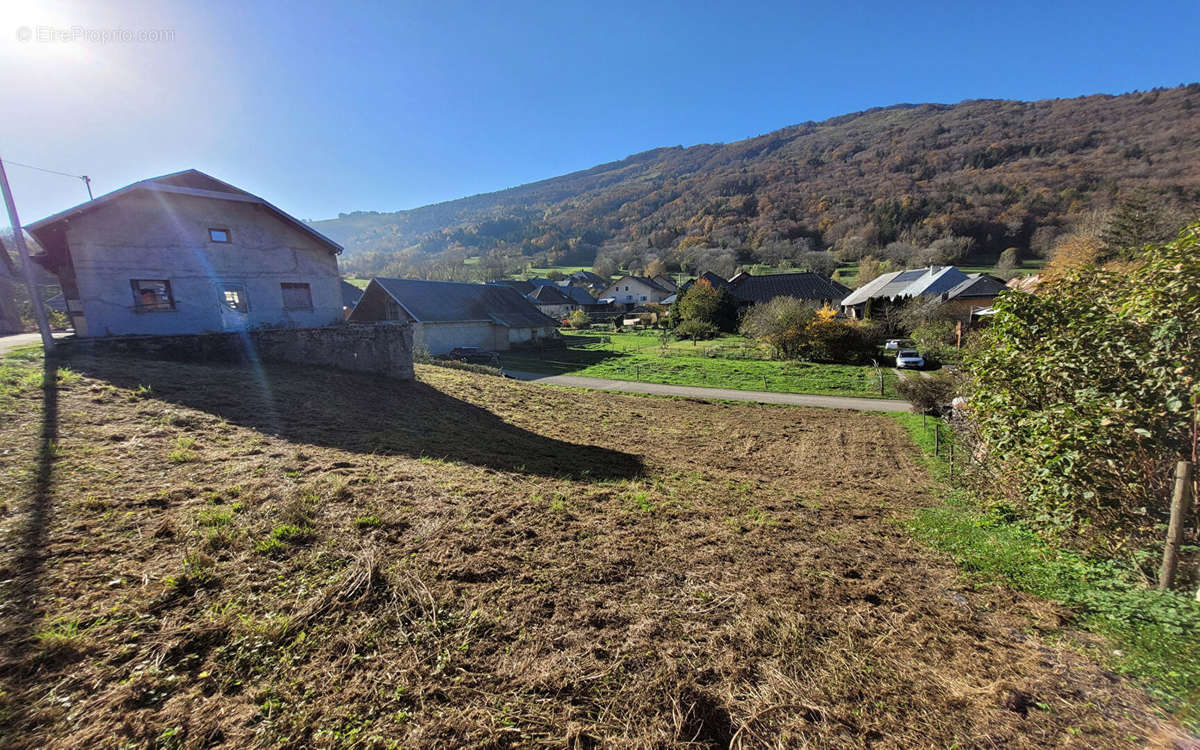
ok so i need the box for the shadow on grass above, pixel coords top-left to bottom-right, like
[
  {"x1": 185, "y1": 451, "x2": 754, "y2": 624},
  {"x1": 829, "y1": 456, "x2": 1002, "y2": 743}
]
[
  {"x1": 499, "y1": 345, "x2": 629, "y2": 375},
  {"x1": 70, "y1": 354, "x2": 644, "y2": 480},
  {"x1": 1, "y1": 353, "x2": 59, "y2": 664}
]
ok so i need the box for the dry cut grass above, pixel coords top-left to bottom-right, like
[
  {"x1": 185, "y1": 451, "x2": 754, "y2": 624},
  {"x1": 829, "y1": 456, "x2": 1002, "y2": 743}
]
[{"x1": 0, "y1": 351, "x2": 1190, "y2": 748}]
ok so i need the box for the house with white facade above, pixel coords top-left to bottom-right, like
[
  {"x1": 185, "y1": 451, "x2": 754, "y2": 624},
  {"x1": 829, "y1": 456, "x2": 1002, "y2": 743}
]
[
  {"x1": 27, "y1": 169, "x2": 344, "y2": 337},
  {"x1": 597, "y1": 275, "x2": 674, "y2": 307}
]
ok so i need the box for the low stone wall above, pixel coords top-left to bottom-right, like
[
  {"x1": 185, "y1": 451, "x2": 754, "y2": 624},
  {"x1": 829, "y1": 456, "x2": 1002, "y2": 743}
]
[{"x1": 56, "y1": 322, "x2": 414, "y2": 380}]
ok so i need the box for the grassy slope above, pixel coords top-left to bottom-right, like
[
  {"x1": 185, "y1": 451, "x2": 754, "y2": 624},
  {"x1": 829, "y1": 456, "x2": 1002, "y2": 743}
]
[
  {"x1": 501, "y1": 332, "x2": 901, "y2": 399},
  {"x1": 0, "y1": 349, "x2": 1184, "y2": 748},
  {"x1": 890, "y1": 413, "x2": 1200, "y2": 730}
]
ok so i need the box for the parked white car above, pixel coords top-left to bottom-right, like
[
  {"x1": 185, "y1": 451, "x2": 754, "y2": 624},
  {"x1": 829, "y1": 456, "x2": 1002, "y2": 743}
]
[{"x1": 896, "y1": 349, "x2": 925, "y2": 369}]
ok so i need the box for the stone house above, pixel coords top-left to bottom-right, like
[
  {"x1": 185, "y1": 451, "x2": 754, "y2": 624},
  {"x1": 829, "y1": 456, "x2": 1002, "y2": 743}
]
[
  {"x1": 348, "y1": 277, "x2": 559, "y2": 354},
  {"x1": 27, "y1": 169, "x2": 344, "y2": 337}
]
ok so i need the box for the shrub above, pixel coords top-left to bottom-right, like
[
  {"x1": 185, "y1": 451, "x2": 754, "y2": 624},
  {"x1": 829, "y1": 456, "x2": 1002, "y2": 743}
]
[
  {"x1": 910, "y1": 319, "x2": 958, "y2": 365},
  {"x1": 896, "y1": 372, "x2": 957, "y2": 415},
  {"x1": 674, "y1": 319, "x2": 719, "y2": 341},
  {"x1": 741, "y1": 300, "x2": 879, "y2": 363},
  {"x1": 675, "y1": 279, "x2": 739, "y2": 332},
  {"x1": 566, "y1": 309, "x2": 590, "y2": 329},
  {"x1": 966, "y1": 221, "x2": 1200, "y2": 550},
  {"x1": 739, "y1": 298, "x2": 816, "y2": 358}
]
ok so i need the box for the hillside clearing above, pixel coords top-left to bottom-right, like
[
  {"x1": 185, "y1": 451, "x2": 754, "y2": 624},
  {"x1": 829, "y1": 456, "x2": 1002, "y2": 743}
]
[{"x1": 0, "y1": 350, "x2": 1187, "y2": 748}]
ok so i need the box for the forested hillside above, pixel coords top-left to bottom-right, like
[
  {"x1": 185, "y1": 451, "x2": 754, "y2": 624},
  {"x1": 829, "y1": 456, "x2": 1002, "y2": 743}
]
[{"x1": 316, "y1": 85, "x2": 1200, "y2": 279}]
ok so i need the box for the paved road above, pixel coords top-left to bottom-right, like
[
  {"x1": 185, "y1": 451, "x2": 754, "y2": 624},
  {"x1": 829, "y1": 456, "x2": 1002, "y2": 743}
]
[
  {"x1": 0, "y1": 332, "x2": 46, "y2": 355},
  {"x1": 505, "y1": 370, "x2": 912, "y2": 413}
]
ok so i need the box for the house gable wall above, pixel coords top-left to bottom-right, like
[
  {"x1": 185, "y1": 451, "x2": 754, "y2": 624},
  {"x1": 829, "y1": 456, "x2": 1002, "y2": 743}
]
[
  {"x1": 599, "y1": 277, "x2": 669, "y2": 305},
  {"x1": 62, "y1": 192, "x2": 342, "y2": 337}
]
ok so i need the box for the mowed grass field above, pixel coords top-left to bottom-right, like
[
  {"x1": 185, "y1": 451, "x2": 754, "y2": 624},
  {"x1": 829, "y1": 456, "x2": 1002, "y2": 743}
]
[
  {"x1": 0, "y1": 348, "x2": 1184, "y2": 748},
  {"x1": 500, "y1": 331, "x2": 901, "y2": 398}
]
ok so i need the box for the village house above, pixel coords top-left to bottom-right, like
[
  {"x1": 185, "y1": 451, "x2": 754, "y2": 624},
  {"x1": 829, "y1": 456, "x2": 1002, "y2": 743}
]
[
  {"x1": 726, "y1": 270, "x2": 850, "y2": 310},
  {"x1": 651, "y1": 274, "x2": 678, "y2": 293},
  {"x1": 559, "y1": 284, "x2": 598, "y2": 307},
  {"x1": 27, "y1": 169, "x2": 345, "y2": 337},
  {"x1": 840, "y1": 266, "x2": 969, "y2": 319},
  {"x1": 348, "y1": 277, "x2": 558, "y2": 354},
  {"x1": 939, "y1": 274, "x2": 1009, "y2": 324},
  {"x1": 568, "y1": 269, "x2": 609, "y2": 292},
  {"x1": 526, "y1": 284, "x2": 578, "y2": 320},
  {"x1": 677, "y1": 270, "x2": 849, "y2": 311},
  {"x1": 840, "y1": 265, "x2": 1005, "y2": 323},
  {"x1": 340, "y1": 280, "x2": 364, "y2": 318},
  {"x1": 597, "y1": 275, "x2": 674, "y2": 307}
]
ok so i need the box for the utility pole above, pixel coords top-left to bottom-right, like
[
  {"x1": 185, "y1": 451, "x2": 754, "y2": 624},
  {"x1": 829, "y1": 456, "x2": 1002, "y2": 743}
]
[
  {"x1": 82, "y1": 175, "x2": 93, "y2": 200},
  {"x1": 0, "y1": 157, "x2": 55, "y2": 351}
]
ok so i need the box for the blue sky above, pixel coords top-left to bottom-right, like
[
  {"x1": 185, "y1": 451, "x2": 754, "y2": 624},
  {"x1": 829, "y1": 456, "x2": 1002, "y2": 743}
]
[{"x1": 1, "y1": 0, "x2": 1197, "y2": 223}]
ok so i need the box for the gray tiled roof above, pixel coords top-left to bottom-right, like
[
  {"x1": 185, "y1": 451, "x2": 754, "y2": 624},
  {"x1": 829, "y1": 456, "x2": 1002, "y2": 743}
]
[
  {"x1": 562, "y1": 286, "x2": 597, "y2": 305},
  {"x1": 529, "y1": 284, "x2": 572, "y2": 304},
  {"x1": 25, "y1": 169, "x2": 342, "y2": 254},
  {"x1": 341, "y1": 280, "x2": 364, "y2": 309},
  {"x1": 373, "y1": 278, "x2": 558, "y2": 329},
  {"x1": 728, "y1": 272, "x2": 851, "y2": 304},
  {"x1": 620, "y1": 275, "x2": 673, "y2": 294},
  {"x1": 945, "y1": 274, "x2": 1008, "y2": 300}
]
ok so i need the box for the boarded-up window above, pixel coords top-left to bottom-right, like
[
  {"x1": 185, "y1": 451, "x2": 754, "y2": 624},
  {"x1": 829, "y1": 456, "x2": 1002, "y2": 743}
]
[
  {"x1": 281, "y1": 282, "x2": 313, "y2": 311},
  {"x1": 130, "y1": 279, "x2": 174, "y2": 311},
  {"x1": 220, "y1": 283, "x2": 248, "y2": 313}
]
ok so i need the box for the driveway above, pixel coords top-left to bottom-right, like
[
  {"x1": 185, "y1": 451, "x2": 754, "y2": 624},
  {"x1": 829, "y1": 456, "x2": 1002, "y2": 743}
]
[
  {"x1": 0, "y1": 332, "x2": 45, "y2": 355},
  {"x1": 0, "y1": 331, "x2": 72, "y2": 356},
  {"x1": 504, "y1": 370, "x2": 912, "y2": 413}
]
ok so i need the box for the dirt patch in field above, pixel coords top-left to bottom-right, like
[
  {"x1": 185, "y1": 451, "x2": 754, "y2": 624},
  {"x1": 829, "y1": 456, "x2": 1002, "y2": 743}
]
[{"x1": 0, "y1": 354, "x2": 1189, "y2": 748}]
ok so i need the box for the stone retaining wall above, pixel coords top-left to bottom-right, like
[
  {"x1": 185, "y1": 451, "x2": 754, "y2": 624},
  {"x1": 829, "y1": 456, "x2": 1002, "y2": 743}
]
[{"x1": 56, "y1": 322, "x2": 414, "y2": 380}]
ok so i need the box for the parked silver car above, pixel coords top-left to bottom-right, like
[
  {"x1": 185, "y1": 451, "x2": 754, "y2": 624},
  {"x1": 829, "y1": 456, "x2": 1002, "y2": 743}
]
[{"x1": 896, "y1": 349, "x2": 925, "y2": 369}]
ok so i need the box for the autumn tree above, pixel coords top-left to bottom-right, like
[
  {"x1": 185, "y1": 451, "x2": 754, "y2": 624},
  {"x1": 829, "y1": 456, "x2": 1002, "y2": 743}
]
[
  {"x1": 675, "y1": 279, "x2": 739, "y2": 332},
  {"x1": 856, "y1": 256, "x2": 895, "y2": 286},
  {"x1": 592, "y1": 256, "x2": 618, "y2": 279},
  {"x1": 1044, "y1": 233, "x2": 1103, "y2": 278},
  {"x1": 994, "y1": 247, "x2": 1021, "y2": 278}
]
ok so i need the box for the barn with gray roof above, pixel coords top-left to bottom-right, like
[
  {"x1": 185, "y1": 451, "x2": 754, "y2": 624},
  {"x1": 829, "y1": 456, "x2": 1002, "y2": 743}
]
[{"x1": 348, "y1": 277, "x2": 559, "y2": 354}]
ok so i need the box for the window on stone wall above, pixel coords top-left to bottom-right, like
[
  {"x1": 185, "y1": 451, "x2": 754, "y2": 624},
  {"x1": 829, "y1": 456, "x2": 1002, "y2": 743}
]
[
  {"x1": 220, "y1": 283, "x2": 249, "y2": 313},
  {"x1": 130, "y1": 279, "x2": 175, "y2": 312},
  {"x1": 281, "y1": 282, "x2": 313, "y2": 311},
  {"x1": 209, "y1": 228, "x2": 230, "y2": 243}
]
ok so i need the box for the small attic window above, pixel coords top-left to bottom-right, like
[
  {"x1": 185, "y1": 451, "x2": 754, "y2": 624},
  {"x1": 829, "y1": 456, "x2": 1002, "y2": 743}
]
[{"x1": 209, "y1": 228, "x2": 230, "y2": 243}]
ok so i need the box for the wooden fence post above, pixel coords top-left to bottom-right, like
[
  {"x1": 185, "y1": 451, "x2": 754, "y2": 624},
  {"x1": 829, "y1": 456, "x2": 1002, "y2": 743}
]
[
  {"x1": 1159, "y1": 460, "x2": 1193, "y2": 590},
  {"x1": 934, "y1": 424, "x2": 940, "y2": 457}
]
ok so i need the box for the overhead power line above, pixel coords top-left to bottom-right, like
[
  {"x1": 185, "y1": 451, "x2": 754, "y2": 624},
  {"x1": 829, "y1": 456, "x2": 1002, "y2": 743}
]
[{"x1": 3, "y1": 159, "x2": 93, "y2": 199}]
